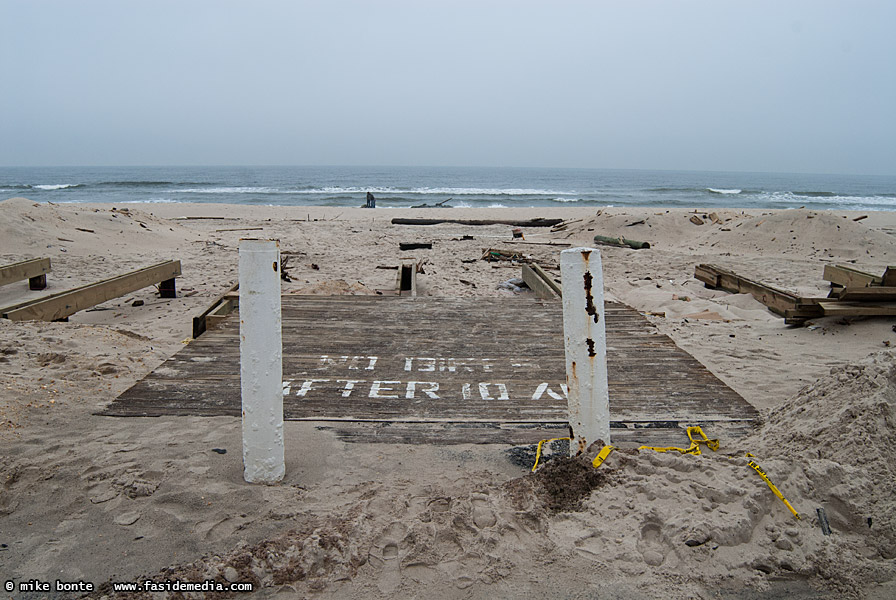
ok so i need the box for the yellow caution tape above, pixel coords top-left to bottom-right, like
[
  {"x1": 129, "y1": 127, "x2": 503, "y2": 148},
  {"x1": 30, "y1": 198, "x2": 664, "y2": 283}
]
[
  {"x1": 634, "y1": 428, "x2": 800, "y2": 521},
  {"x1": 592, "y1": 445, "x2": 615, "y2": 468},
  {"x1": 531, "y1": 437, "x2": 571, "y2": 472},
  {"x1": 638, "y1": 426, "x2": 719, "y2": 456},
  {"x1": 745, "y1": 453, "x2": 800, "y2": 520}
]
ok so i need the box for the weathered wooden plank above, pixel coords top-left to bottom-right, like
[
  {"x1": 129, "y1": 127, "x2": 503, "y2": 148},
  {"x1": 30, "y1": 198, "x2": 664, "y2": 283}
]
[
  {"x1": 836, "y1": 286, "x2": 896, "y2": 302},
  {"x1": 0, "y1": 257, "x2": 51, "y2": 290},
  {"x1": 882, "y1": 267, "x2": 896, "y2": 287},
  {"x1": 521, "y1": 264, "x2": 561, "y2": 300},
  {"x1": 398, "y1": 259, "x2": 417, "y2": 296},
  {"x1": 192, "y1": 282, "x2": 239, "y2": 338},
  {"x1": 100, "y1": 297, "x2": 757, "y2": 444},
  {"x1": 822, "y1": 264, "x2": 882, "y2": 288},
  {"x1": 818, "y1": 301, "x2": 896, "y2": 318},
  {"x1": 318, "y1": 421, "x2": 754, "y2": 446},
  {"x1": 694, "y1": 264, "x2": 800, "y2": 316},
  {"x1": 2, "y1": 260, "x2": 181, "y2": 322}
]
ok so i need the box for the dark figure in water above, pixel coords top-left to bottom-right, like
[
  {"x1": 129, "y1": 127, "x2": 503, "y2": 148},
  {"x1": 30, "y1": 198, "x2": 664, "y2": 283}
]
[{"x1": 365, "y1": 191, "x2": 376, "y2": 208}]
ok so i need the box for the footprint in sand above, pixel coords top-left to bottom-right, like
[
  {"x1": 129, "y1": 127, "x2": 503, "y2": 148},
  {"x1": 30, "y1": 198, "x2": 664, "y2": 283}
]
[
  {"x1": 637, "y1": 521, "x2": 666, "y2": 566},
  {"x1": 470, "y1": 494, "x2": 496, "y2": 529},
  {"x1": 370, "y1": 523, "x2": 407, "y2": 594}
]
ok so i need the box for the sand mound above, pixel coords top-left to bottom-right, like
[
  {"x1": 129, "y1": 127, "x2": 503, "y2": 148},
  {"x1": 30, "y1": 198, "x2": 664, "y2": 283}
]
[
  {"x1": 0, "y1": 197, "x2": 199, "y2": 257},
  {"x1": 565, "y1": 208, "x2": 896, "y2": 262},
  {"x1": 750, "y1": 350, "x2": 896, "y2": 562}
]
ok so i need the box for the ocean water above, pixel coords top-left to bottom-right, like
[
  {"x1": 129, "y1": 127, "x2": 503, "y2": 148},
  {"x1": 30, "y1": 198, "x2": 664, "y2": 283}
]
[{"x1": 0, "y1": 165, "x2": 894, "y2": 211}]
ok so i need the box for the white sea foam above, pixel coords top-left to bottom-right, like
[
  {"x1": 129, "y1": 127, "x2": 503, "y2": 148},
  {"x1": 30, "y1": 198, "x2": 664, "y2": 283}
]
[
  {"x1": 176, "y1": 187, "x2": 279, "y2": 194},
  {"x1": 295, "y1": 186, "x2": 573, "y2": 196},
  {"x1": 486, "y1": 203, "x2": 509, "y2": 208},
  {"x1": 551, "y1": 197, "x2": 583, "y2": 203},
  {"x1": 124, "y1": 198, "x2": 179, "y2": 203},
  {"x1": 34, "y1": 184, "x2": 79, "y2": 190},
  {"x1": 707, "y1": 188, "x2": 742, "y2": 195},
  {"x1": 761, "y1": 191, "x2": 895, "y2": 207}
]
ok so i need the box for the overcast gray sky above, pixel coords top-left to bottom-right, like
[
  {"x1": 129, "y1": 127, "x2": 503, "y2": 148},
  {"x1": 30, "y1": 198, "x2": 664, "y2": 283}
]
[{"x1": 1, "y1": 0, "x2": 894, "y2": 175}]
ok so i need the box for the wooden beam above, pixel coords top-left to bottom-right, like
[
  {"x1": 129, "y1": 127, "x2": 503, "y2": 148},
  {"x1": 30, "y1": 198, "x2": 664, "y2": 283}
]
[
  {"x1": 521, "y1": 264, "x2": 561, "y2": 300},
  {"x1": 694, "y1": 264, "x2": 721, "y2": 288},
  {"x1": 883, "y1": 267, "x2": 896, "y2": 287},
  {"x1": 822, "y1": 264, "x2": 882, "y2": 288},
  {"x1": 694, "y1": 264, "x2": 800, "y2": 316},
  {"x1": 817, "y1": 301, "x2": 896, "y2": 318},
  {"x1": 192, "y1": 282, "x2": 239, "y2": 338},
  {"x1": 398, "y1": 259, "x2": 417, "y2": 297},
  {"x1": 2, "y1": 260, "x2": 181, "y2": 322},
  {"x1": 0, "y1": 258, "x2": 51, "y2": 290},
  {"x1": 836, "y1": 287, "x2": 896, "y2": 302}
]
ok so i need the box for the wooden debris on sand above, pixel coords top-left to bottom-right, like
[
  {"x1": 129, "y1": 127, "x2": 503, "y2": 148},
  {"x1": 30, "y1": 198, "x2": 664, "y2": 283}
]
[
  {"x1": 695, "y1": 263, "x2": 896, "y2": 325},
  {"x1": 0, "y1": 257, "x2": 51, "y2": 291},
  {"x1": 2, "y1": 260, "x2": 181, "y2": 322}
]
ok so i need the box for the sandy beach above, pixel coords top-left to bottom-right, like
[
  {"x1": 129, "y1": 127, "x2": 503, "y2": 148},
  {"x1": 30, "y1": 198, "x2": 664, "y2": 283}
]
[{"x1": 2, "y1": 197, "x2": 896, "y2": 599}]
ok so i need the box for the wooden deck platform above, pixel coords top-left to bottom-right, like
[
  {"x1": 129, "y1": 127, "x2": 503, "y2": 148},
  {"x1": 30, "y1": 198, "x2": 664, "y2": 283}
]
[{"x1": 100, "y1": 296, "x2": 758, "y2": 445}]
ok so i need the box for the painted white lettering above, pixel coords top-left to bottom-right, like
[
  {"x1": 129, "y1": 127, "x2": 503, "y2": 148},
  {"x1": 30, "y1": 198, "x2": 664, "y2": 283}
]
[
  {"x1": 418, "y1": 358, "x2": 436, "y2": 372},
  {"x1": 462, "y1": 383, "x2": 472, "y2": 400},
  {"x1": 369, "y1": 380, "x2": 401, "y2": 399},
  {"x1": 406, "y1": 381, "x2": 440, "y2": 399},
  {"x1": 295, "y1": 379, "x2": 330, "y2": 397},
  {"x1": 532, "y1": 382, "x2": 567, "y2": 401},
  {"x1": 318, "y1": 355, "x2": 378, "y2": 371},
  {"x1": 282, "y1": 381, "x2": 292, "y2": 396},
  {"x1": 404, "y1": 357, "x2": 414, "y2": 371},
  {"x1": 479, "y1": 382, "x2": 509, "y2": 401},
  {"x1": 337, "y1": 379, "x2": 363, "y2": 398}
]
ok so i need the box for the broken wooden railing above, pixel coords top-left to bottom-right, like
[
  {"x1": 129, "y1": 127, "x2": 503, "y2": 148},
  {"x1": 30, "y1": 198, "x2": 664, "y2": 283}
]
[{"x1": 1, "y1": 260, "x2": 180, "y2": 322}]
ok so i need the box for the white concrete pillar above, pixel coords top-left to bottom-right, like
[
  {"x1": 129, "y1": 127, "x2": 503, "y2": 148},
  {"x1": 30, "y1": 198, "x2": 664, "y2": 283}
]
[
  {"x1": 560, "y1": 247, "x2": 610, "y2": 452},
  {"x1": 239, "y1": 239, "x2": 285, "y2": 483}
]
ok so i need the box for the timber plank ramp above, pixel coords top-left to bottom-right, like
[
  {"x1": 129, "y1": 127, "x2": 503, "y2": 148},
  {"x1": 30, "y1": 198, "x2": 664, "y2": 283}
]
[{"x1": 100, "y1": 296, "x2": 758, "y2": 445}]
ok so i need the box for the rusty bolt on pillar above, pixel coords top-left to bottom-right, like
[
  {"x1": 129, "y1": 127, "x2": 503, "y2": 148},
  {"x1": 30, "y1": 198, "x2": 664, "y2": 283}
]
[{"x1": 560, "y1": 247, "x2": 610, "y2": 454}]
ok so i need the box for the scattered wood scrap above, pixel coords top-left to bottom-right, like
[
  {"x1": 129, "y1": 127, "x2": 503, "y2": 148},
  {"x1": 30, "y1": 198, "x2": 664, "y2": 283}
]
[
  {"x1": 695, "y1": 263, "x2": 896, "y2": 325},
  {"x1": 480, "y1": 248, "x2": 542, "y2": 265},
  {"x1": 392, "y1": 217, "x2": 563, "y2": 227},
  {"x1": 1, "y1": 260, "x2": 181, "y2": 322},
  {"x1": 501, "y1": 240, "x2": 571, "y2": 247},
  {"x1": 0, "y1": 257, "x2": 51, "y2": 291},
  {"x1": 593, "y1": 235, "x2": 651, "y2": 250}
]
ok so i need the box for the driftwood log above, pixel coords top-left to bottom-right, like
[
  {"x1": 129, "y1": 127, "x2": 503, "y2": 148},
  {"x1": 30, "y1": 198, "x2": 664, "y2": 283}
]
[
  {"x1": 391, "y1": 218, "x2": 563, "y2": 227},
  {"x1": 593, "y1": 235, "x2": 651, "y2": 250}
]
